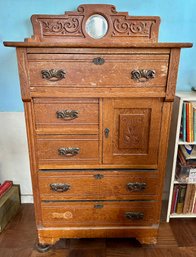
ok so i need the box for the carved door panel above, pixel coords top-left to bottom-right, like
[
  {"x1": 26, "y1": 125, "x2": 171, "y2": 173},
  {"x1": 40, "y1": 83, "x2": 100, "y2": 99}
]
[{"x1": 103, "y1": 98, "x2": 163, "y2": 167}]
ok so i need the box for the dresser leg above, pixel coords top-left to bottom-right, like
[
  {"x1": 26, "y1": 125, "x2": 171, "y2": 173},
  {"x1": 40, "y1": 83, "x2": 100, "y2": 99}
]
[
  {"x1": 137, "y1": 237, "x2": 157, "y2": 245},
  {"x1": 35, "y1": 243, "x2": 52, "y2": 253}
]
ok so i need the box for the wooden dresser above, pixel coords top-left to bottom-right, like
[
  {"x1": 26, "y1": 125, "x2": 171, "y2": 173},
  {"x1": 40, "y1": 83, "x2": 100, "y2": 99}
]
[{"x1": 4, "y1": 4, "x2": 192, "y2": 251}]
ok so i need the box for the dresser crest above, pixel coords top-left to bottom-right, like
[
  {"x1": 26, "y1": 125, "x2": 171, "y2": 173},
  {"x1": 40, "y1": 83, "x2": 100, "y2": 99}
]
[{"x1": 29, "y1": 4, "x2": 160, "y2": 43}]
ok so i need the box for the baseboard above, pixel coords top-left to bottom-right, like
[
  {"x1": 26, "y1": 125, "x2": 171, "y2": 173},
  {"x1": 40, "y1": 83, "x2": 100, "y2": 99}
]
[{"x1": 21, "y1": 194, "x2": 34, "y2": 203}]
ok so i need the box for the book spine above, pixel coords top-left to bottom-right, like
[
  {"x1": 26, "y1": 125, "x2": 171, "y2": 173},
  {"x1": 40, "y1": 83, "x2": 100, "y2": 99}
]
[
  {"x1": 183, "y1": 102, "x2": 186, "y2": 142},
  {"x1": 183, "y1": 184, "x2": 192, "y2": 213},
  {"x1": 176, "y1": 185, "x2": 187, "y2": 214},
  {"x1": 0, "y1": 181, "x2": 13, "y2": 198},
  {"x1": 193, "y1": 106, "x2": 196, "y2": 142},
  {"x1": 171, "y1": 185, "x2": 178, "y2": 213},
  {"x1": 186, "y1": 102, "x2": 190, "y2": 142},
  {"x1": 173, "y1": 186, "x2": 179, "y2": 213},
  {"x1": 190, "y1": 102, "x2": 193, "y2": 142},
  {"x1": 188, "y1": 184, "x2": 196, "y2": 213}
]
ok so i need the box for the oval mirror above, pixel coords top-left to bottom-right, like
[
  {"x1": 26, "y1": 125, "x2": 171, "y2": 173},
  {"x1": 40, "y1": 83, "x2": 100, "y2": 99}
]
[{"x1": 85, "y1": 14, "x2": 108, "y2": 39}]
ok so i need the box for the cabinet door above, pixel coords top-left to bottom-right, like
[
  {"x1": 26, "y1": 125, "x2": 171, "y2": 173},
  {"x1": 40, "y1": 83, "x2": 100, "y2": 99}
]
[{"x1": 103, "y1": 98, "x2": 163, "y2": 167}]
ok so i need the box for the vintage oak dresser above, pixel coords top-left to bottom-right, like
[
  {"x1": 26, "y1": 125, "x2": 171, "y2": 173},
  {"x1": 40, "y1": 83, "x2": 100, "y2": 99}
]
[{"x1": 4, "y1": 4, "x2": 192, "y2": 251}]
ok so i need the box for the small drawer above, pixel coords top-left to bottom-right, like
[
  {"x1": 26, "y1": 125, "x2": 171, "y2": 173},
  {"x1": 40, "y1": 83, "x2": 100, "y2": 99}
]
[
  {"x1": 41, "y1": 201, "x2": 159, "y2": 227},
  {"x1": 36, "y1": 134, "x2": 99, "y2": 166},
  {"x1": 33, "y1": 98, "x2": 99, "y2": 135},
  {"x1": 38, "y1": 170, "x2": 159, "y2": 201},
  {"x1": 28, "y1": 54, "x2": 169, "y2": 88}
]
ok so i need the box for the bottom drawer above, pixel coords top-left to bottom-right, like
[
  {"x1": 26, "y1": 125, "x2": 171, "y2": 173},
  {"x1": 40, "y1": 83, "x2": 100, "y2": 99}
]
[{"x1": 41, "y1": 201, "x2": 159, "y2": 227}]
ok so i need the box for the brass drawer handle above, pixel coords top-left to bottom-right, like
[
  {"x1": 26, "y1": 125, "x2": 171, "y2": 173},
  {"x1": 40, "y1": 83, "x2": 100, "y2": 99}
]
[
  {"x1": 93, "y1": 57, "x2": 105, "y2": 65},
  {"x1": 50, "y1": 183, "x2": 70, "y2": 192},
  {"x1": 125, "y1": 212, "x2": 144, "y2": 220},
  {"x1": 94, "y1": 174, "x2": 104, "y2": 180},
  {"x1": 58, "y1": 147, "x2": 80, "y2": 156},
  {"x1": 41, "y1": 69, "x2": 66, "y2": 81},
  {"x1": 131, "y1": 69, "x2": 156, "y2": 82},
  {"x1": 56, "y1": 110, "x2": 79, "y2": 120},
  {"x1": 127, "y1": 182, "x2": 147, "y2": 192},
  {"x1": 94, "y1": 204, "x2": 104, "y2": 209}
]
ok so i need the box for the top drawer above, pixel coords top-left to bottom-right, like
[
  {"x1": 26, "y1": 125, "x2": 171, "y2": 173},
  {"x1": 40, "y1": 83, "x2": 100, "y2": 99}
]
[{"x1": 28, "y1": 54, "x2": 169, "y2": 88}]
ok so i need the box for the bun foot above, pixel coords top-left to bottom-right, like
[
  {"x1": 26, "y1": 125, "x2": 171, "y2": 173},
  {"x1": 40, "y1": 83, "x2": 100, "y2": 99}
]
[{"x1": 36, "y1": 243, "x2": 52, "y2": 253}]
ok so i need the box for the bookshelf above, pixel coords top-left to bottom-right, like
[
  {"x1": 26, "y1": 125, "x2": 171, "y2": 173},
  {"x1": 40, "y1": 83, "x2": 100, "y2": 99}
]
[{"x1": 167, "y1": 92, "x2": 196, "y2": 222}]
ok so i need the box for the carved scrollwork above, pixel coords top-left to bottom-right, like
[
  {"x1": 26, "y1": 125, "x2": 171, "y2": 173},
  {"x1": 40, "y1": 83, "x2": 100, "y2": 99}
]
[
  {"x1": 131, "y1": 69, "x2": 156, "y2": 82},
  {"x1": 112, "y1": 16, "x2": 154, "y2": 37},
  {"x1": 40, "y1": 16, "x2": 83, "y2": 36}
]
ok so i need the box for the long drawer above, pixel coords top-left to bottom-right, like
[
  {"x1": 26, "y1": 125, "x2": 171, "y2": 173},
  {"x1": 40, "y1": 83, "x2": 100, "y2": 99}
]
[
  {"x1": 28, "y1": 54, "x2": 169, "y2": 88},
  {"x1": 41, "y1": 201, "x2": 159, "y2": 227},
  {"x1": 33, "y1": 98, "x2": 99, "y2": 135},
  {"x1": 39, "y1": 170, "x2": 159, "y2": 200},
  {"x1": 36, "y1": 134, "x2": 99, "y2": 165}
]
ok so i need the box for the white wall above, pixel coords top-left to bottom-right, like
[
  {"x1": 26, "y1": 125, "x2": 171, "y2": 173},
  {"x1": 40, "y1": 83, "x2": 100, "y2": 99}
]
[{"x1": 0, "y1": 112, "x2": 33, "y2": 203}]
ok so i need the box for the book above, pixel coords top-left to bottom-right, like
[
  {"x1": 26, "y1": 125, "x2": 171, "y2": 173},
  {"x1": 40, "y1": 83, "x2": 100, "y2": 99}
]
[
  {"x1": 183, "y1": 184, "x2": 194, "y2": 213},
  {"x1": 0, "y1": 181, "x2": 13, "y2": 198},
  {"x1": 179, "y1": 145, "x2": 196, "y2": 160},
  {"x1": 176, "y1": 184, "x2": 187, "y2": 214},
  {"x1": 188, "y1": 184, "x2": 196, "y2": 213},
  {"x1": 0, "y1": 185, "x2": 20, "y2": 233},
  {"x1": 171, "y1": 185, "x2": 179, "y2": 214},
  {"x1": 182, "y1": 102, "x2": 187, "y2": 142},
  {"x1": 193, "y1": 103, "x2": 196, "y2": 141}
]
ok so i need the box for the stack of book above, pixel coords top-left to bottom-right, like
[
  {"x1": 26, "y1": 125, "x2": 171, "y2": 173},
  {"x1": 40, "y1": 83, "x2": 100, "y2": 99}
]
[
  {"x1": 0, "y1": 181, "x2": 20, "y2": 233},
  {"x1": 176, "y1": 145, "x2": 196, "y2": 183},
  {"x1": 171, "y1": 184, "x2": 196, "y2": 214},
  {"x1": 181, "y1": 101, "x2": 196, "y2": 142}
]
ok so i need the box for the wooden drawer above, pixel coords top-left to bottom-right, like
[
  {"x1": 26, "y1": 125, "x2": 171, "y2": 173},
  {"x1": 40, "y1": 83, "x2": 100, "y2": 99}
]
[
  {"x1": 36, "y1": 135, "x2": 99, "y2": 165},
  {"x1": 39, "y1": 170, "x2": 159, "y2": 200},
  {"x1": 33, "y1": 98, "x2": 99, "y2": 135},
  {"x1": 28, "y1": 54, "x2": 169, "y2": 88},
  {"x1": 41, "y1": 201, "x2": 159, "y2": 227}
]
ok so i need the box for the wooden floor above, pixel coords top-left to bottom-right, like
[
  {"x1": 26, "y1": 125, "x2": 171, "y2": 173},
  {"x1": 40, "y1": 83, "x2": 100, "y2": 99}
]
[{"x1": 0, "y1": 204, "x2": 196, "y2": 257}]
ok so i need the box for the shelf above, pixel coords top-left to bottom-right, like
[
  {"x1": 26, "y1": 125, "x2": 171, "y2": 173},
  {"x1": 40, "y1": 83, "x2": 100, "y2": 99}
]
[
  {"x1": 178, "y1": 139, "x2": 196, "y2": 145},
  {"x1": 174, "y1": 180, "x2": 196, "y2": 184},
  {"x1": 170, "y1": 213, "x2": 196, "y2": 218}
]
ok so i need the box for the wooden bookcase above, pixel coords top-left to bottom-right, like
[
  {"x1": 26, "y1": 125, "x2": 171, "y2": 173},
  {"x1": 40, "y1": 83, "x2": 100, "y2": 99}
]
[{"x1": 167, "y1": 92, "x2": 196, "y2": 222}]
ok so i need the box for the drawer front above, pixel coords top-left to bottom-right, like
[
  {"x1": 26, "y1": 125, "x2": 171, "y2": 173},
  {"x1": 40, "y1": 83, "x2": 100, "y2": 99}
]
[
  {"x1": 36, "y1": 135, "x2": 99, "y2": 165},
  {"x1": 33, "y1": 98, "x2": 99, "y2": 134},
  {"x1": 41, "y1": 201, "x2": 159, "y2": 227},
  {"x1": 39, "y1": 170, "x2": 159, "y2": 200},
  {"x1": 28, "y1": 54, "x2": 169, "y2": 87}
]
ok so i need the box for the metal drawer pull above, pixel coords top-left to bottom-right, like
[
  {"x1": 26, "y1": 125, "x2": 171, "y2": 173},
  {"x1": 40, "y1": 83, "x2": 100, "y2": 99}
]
[
  {"x1": 56, "y1": 110, "x2": 79, "y2": 120},
  {"x1": 93, "y1": 57, "x2": 105, "y2": 65},
  {"x1": 50, "y1": 183, "x2": 70, "y2": 192},
  {"x1": 94, "y1": 204, "x2": 104, "y2": 209},
  {"x1": 58, "y1": 147, "x2": 80, "y2": 156},
  {"x1": 131, "y1": 69, "x2": 156, "y2": 82},
  {"x1": 41, "y1": 69, "x2": 66, "y2": 81},
  {"x1": 125, "y1": 212, "x2": 144, "y2": 220},
  {"x1": 127, "y1": 182, "x2": 147, "y2": 192},
  {"x1": 94, "y1": 174, "x2": 104, "y2": 180}
]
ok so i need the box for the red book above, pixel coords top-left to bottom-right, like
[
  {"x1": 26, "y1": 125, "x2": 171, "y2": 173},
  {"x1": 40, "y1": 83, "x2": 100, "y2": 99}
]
[
  {"x1": 171, "y1": 185, "x2": 179, "y2": 213},
  {"x1": 0, "y1": 181, "x2": 13, "y2": 197}
]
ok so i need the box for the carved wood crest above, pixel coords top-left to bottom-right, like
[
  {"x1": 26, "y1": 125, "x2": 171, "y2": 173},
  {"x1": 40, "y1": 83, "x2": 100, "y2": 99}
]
[{"x1": 29, "y1": 4, "x2": 160, "y2": 44}]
